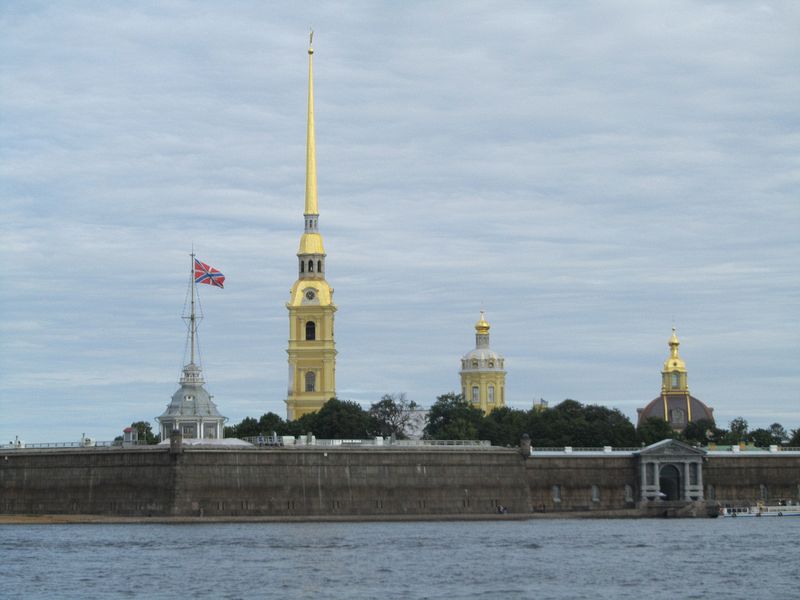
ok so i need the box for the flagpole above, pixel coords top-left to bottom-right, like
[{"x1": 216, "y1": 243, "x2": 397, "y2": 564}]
[{"x1": 190, "y1": 249, "x2": 196, "y2": 365}]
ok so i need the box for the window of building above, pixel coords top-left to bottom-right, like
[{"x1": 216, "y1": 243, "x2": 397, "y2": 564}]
[
  {"x1": 707, "y1": 484, "x2": 715, "y2": 501},
  {"x1": 308, "y1": 260, "x2": 314, "y2": 272},
  {"x1": 317, "y1": 260, "x2": 322, "y2": 272},
  {"x1": 624, "y1": 484, "x2": 634, "y2": 503},
  {"x1": 300, "y1": 261, "x2": 304, "y2": 273},
  {"x1": 689, "y1": 463, "x2": 698, "y2": 485},
  {"x1": 305, "y1": 321, "x2": 316, "y2": 341},
  {"x1": 203, "y1": 423, "x2": 217, "y2": 439},
  {"x1": 472, "y1": 386, "x2": 479, "y2": 403},
  {"x1": 760, "y1": 484, "x2": 768, "y2": 501},
  {"x1": 472, "y1": 360, "x2": 478, "y2": 368},
  {"x1": 552, "y1": 485, "x2": 561, "y2": 503},
  {"x1": 488, "y1": 385, "x2": 495, "y2": 403},
  {"x1": 671, "y1": 372, "x2": 680, "y2": 388},
  {"x1": 646, "y1": 463, "x2": 655, "y2": 486},
  {"x1": 591, "y1": 485, "x2": 600, "y2": 503},
  {"x1": 305, "y1": 371, "x2": 316, "y2": 392}
]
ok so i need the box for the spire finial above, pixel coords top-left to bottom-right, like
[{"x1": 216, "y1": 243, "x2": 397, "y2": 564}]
[
  {"x1": 475, "y1": 310, "x2": 490, "y2": 335},
  {"x1": 304, "y1": 32, "x2": 318, "y2": 215},
  {"x1": 309, "y1": 28, "x2": 314, "y2": 54}
]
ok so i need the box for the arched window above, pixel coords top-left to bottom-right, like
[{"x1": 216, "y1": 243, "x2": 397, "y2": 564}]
[
  {"x1": 488, "y1": 385, "x2": 495, "y2": 403},
  {"x1": 305, "y1": 321, "x2": 316, "y2": 341},
  {"x1": 471, "y1": 386, "x2": 479, "y2": 403},
  {"x1": 317, "y1": 260, "x2": 322, "y2": 272},
  {"x1": 308, "y1": 260, "x2": 314, "y2": 272},
  {"x1": 671, "y1": 372, "x2": 680, "y2": 388},
  {"x1": 305, "y1": 371, "x2": 315, "y2": 392},
  {"x1": 300, "y1": 261, "x2": 304, "y2": 273}
]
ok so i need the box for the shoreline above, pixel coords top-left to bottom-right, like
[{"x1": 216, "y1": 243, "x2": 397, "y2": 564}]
[{"x1": 0, "y1": 510, "x2": 654, "y2": 524}]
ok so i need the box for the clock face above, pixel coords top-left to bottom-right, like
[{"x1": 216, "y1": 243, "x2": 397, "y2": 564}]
[{"x1": 305, "y1": 290, "x2": 316, "y2": 301}]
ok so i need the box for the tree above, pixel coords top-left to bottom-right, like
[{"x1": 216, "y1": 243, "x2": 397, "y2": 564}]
[
  {"x1": 308, "y1": 398, "x2": 372, "y2": 439},
  {"x1": 369, "y1": 393, "x2": 414, "y2": 439},
  {"x1": 727, "y1": 417, "x2": 749, "y2": 444},
  {"x1": 637, "y1": 417, "x2": 676, "y2": 446},
  {"x1": 789, "y1": 429, "x2": 800, "y2": 447},
  {"x1": 748, "y1": 428, "x2": 776, "y2": 448},
  {"x1": 131, "y1": 421, "x2": 159, "y2": 445},
  {"x1": 478, "y1": 406, "x2": 528, "y2": 446},
  {"x1": 769, "y1": 423, "x2": 788, "y2": 445},
  {"x1": 682, "y1": 419, "x2": 718, "y2": 445},
  {"x1": 224, "y1": 416, "x2": 259, "y2": 439},
  {"x1": 424, "y1": 393, "x2": 484, "y2": 440}
]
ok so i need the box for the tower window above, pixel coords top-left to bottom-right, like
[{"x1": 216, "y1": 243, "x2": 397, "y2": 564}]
[
  {"x1": 305, "y1": 371, "x2": 316, "y2": 392},
  {"x1": 671, "y1": 372, "x2": 680, "y2": 388},
  {"x1": 305, "y1": 321, "x2": 316, "y2": 341},
  {"x1": 300, "y1": 261, "x2": 304, "y2": 273},
  {"x1": 317, "y1": 260, "x2": 322, "y2": 272},
  {"x1": 472, "y1": 360, "x2": 478, "y2": 368},
  {"x1": 308, "y1": 260, "x2": 314, "y2": 272}
]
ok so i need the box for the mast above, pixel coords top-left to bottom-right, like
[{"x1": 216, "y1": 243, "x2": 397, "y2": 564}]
[{"x1": 189, "y1": 250, "x2": 197, "y2": 365}]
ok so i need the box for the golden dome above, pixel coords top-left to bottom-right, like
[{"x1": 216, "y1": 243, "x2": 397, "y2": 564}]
[
  {"x1": 475, "y1": 311, "x2": 490, "y2": 334},
  {"x1": 663, "y1": 327, "x2": 686, "y2": 372}
]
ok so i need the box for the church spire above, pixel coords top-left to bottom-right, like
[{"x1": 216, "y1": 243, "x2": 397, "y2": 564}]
[{"x1": 305, "y1": 30, "x2": 318, "y2": 217}]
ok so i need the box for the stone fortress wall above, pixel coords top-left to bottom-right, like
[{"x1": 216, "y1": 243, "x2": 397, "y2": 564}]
[{"x1": 3, "y1": 440, "x2": 799, "y2": 518}]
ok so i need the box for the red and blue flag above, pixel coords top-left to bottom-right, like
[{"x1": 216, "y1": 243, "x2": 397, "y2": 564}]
[{"x1": 194, "y1": 258, "x2": 225, "y2": 289}]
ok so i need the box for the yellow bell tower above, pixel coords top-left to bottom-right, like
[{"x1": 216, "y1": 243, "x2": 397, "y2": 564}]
[
  {"x1": 460, "y1": 312, "x2": 506, "y2": 415},
  {"x1": 286, "y1": 33, "x2": 337, "y2": 420}
]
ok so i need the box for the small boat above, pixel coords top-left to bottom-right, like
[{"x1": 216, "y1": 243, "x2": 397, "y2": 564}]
[{"x1": 719, "y1": 503, "x2": 800, "y2": 517}]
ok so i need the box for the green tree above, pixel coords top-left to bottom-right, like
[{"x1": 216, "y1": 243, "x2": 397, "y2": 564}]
[
  {"x1": 748, "y1": 428, "x2": 776, "y2": 448},
  {"x1": 131, "y1": 421, "x2": 159, "y2": 445},
  {"x1": 258, "y1": 412, "x2": 287, "y2": 436},
  {"x1": 424, "y1": 393, "x2": 484, "y2": 440},
  {"x1": 637, "y1": 417, "x2": 676, "y2": 446},
  {"x1": 224, "y1": 416, "x2": 259, "y2": 439},
  {"x1": 369, "y1": 393, "x2": 416, "y2": 439},
  {"x1": 788, "y1": 429, "x2": 800, "y2": 447},
  {"x1": 726, "y1": 417, "x2": 749, "y2": 444},
  {"x1": 682, "y1": 419, "x2": 718, "y2": 445},
  {"x1": 478, "y1": 406, "x2": 528, "y2": 446},
  {"x1": 308, "y1": 398, "x2": 372, "y2": 439},
  {"x1": 769, "y1": 423, "x2": 788, "y2": 445}
]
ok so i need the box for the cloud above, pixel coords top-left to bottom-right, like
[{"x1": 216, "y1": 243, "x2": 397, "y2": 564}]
[{"x1": 1, "y1": 1, "x2": 799, "y2": 442}]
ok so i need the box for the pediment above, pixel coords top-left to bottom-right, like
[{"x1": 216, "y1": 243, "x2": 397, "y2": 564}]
[{"x1": 636, "y1": 438, "x2": 706, "y2": 457}]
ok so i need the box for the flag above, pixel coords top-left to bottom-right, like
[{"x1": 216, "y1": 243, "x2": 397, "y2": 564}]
[{"x1": 194, "y1": 258, "x2": 225, "y2": 289}]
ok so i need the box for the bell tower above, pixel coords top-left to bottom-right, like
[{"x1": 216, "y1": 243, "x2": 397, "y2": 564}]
[
  {"x1": 285, "y1": 33, "x2": 337, "y2": 420},
  {"x1": 459, "y1": 311, "x2": 506, "y2": 415}
]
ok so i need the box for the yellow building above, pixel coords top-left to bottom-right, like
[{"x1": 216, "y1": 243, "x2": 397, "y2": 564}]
[
  {"x1": 637, "y1": 328, "x2": 715, "y2": 431},
  {"x1": 460, "y1": 312, "x2": 506, "y2": 414},
  {"x1": 286, "y1": 37, "x2": 337, "y2": 420}
]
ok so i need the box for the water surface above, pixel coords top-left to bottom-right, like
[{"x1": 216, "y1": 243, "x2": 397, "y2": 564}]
[{"x1": 3, "y1": 519, "x2": 797, "y2": 599}]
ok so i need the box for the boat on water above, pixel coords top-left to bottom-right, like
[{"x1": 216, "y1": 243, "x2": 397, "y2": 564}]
[{"x1": 719, "y1": 503, "x2": 800, "y2": 517}]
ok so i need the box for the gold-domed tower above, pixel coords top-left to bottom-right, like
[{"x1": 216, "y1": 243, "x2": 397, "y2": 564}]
[
  {"x1": 285, "y1": 33, "x2": 337, "y2": 420},
  {"x1": 460, "y1": 311, "x2": 506, "y2": 415},
  {"x1": 637, "y1": 328, "x2": 714, "y2": 431}
]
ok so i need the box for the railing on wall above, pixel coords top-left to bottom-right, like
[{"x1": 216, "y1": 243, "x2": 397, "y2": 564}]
[{"x1": 241, "y1": 436, "x2": 493, "y2": 449}]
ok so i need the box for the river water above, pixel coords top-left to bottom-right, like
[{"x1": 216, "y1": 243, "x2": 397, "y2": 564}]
[{"x1": 2, "y1": 518, "x2": 797, "y2": 599}]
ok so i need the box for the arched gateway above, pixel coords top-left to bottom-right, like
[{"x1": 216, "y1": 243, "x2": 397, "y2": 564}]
[{"x1": 635, "y1": 439, "x2": 706, "y2": 502}]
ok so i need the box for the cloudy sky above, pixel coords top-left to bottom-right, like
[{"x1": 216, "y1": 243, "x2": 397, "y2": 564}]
[{"x1": 1, "y1": 1, "x2": 798, "y2": 443}]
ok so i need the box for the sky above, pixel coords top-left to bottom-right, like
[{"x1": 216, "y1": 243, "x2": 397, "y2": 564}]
[{"x1": 1, "y1": 1, "x2": 798, "y2": 444}]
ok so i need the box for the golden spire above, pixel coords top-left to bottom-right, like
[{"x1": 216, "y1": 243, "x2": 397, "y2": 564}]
[
  {"x1": 663, "y1": 326, "x2": 687, "y2": 375},
  {"x1": 305, "y1": 29, "x2": 318, "y2": 216},
  {"x1": 668, "y1": 327, "x2": 680, "y2": 359},
  {"x1": 475, "y1": 311, "x2": 490, "y2": 335}
]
